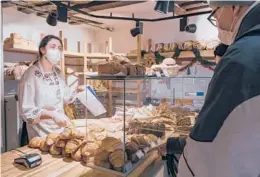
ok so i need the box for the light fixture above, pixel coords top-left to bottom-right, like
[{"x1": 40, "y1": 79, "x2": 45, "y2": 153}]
[
  {"x1": 180, "y1": 18, "x2": 197, "y2": 33},
  {"x1": 185, "y1": 24, "x2": 197, "y2": 33},
  {"x1": 130, "y1": 21, "x2": 143, "y2": 37},
  {"x1": 46, "y1": 12, "x2": 58, "y2": 26},
  {"x1": 154, "y1": 0, "x2": 174, "y2": 14}
]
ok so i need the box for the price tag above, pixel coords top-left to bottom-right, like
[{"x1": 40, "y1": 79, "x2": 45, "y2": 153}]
[
  {"x1": 151, "y1": 141, "x2": 156, "y2": 148},
  {"x1": 135, "y1": 150, "x2": 144, "y2": 159},
  {"x1": 155, "y1": 71, "x2": 161, "y2": 77},
  {"x1": 125, "y1": 161, "x2": 133, "y2": 172},
  {"x1": 143, "y1": 147, "x2": 149, "y2": 153},
  {"x1": 157, "y1": 138, "x2": 162, "y2": 145},
  {"x1": 162, "y1": 68, "x2": 170, "y2": 77}
]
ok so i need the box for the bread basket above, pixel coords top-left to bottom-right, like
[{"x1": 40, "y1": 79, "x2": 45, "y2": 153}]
[{"x1": 161, "y1": 65, "x2": 180, "y2": 77}]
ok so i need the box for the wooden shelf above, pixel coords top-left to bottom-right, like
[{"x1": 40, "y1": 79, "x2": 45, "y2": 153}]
[
  {"x1": 4, "y1": 47, "x2": 38, "y2": 54},
  {"x1": 86, "y1": 53, "x2": 111, "y2": 59},
  {"x1": 4, "y1": 46, "x2": 86, "y2": 58},
  {"x1": 143, "y1": 50, "x2": 214, "y2": 59},
  {"x1": 111, "y1": 88, "x2": 141, "y2": 94}
]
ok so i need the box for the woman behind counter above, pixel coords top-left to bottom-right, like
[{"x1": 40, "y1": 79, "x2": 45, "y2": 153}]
[{"x1": 18, "y1": 35, "x2": 79, "y2": 140}]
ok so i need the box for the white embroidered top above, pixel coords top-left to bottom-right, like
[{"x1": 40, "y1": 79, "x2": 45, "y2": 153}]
[{"x1": 18, "y1": 61, "x2": 77, "y2": 140}]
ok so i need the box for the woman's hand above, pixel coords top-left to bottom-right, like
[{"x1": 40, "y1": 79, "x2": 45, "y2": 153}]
[
  {"x1": 43, "y1": 105, "x2": 56, "y2": 111},
  {"x1": 76, "y1": 85, "x2": 85, "y2": 93},
  {"x1": 51, "y1": 111, "x2": 72, "y2": 127}
]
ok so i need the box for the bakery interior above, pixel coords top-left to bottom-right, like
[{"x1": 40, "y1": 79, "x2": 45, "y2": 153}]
[{"x1": 1, "y1": 1, "x2": 217, "y2": 177}]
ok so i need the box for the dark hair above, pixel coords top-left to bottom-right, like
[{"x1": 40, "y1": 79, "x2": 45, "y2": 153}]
[
  {"x1": 38, "y1": 35, "x2": 63, "y2": 58},
  {"x1": 214, "y1": 43, "x2": 229, "y2": 57}
]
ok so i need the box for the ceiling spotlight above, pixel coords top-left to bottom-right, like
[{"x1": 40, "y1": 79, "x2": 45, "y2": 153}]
[
  {"x1": 180, "y1": 18, "x2": 197, "y2": 33},
  {"x1": 185, "y1": 24, "x2": 197, "y2": 33},
  {"x1": 130, "y1": 21, "x2": 143, "y2": 37},
  {"x1": 46, "y1": 12, "x2": 58, "y2": 26},
  {"x1": 154, "y1": 0, "x2": 174, "y2": 14}
]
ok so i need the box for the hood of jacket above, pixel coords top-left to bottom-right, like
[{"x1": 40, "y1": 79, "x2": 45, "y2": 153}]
[{"x1": 235, "y1": 2, "x2": 260, "y2": 41}]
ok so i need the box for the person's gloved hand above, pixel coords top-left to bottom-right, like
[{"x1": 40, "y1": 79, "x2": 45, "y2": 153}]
[
  {"x1": 51, "y1": 111, "x2": 72, "y2": 127},
  {"x1": 163, "y1": 137, "x2": 187, "y2": 177},
  {"x1": 42, "y1": 110, "x2": 72, "y2": 127}
]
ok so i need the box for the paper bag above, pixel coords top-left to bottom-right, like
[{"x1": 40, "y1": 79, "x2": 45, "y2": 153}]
[{"x1": 77, "y1": 87, "x2": 106, "y2": 116}]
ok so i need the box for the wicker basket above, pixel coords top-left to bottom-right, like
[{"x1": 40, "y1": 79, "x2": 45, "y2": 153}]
[{"x1": 161, "y1": 65, "x2": 180, "y2": 77}]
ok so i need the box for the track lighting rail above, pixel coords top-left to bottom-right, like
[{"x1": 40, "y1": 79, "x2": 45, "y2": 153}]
[{"x1": 51, "y1": 1, "x2": 211, "y2": 22}]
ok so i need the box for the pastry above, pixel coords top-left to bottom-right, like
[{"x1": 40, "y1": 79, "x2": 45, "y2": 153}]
[
  {"x1": 146, "y1": 134, "x2": 158, "y2": 142},
  {"x1": 94, "y1": 159, "x2": 111, "y2": 169},
  {"x1": 193, "y1": 40, "x2": 207, "y2": 50},
  {"x1": 72, "y1": 142, "x2": 87, "y2": 161},
  {"x1": 46, "y1": 133, "x2": 60, "y2": 146},
  {"x1": 82, "y1": 155, "x2": 94, "y2": 163},
  {"x1": 177, "y1": 116, "x2": 193, "y2": 126},
  {"x1": 62, "y1": 148, "x2": 70, "y2": 158},
  {"x1": 60, "y1": 127, "x2": 85, "y2": 140},
  {"x1": 88, "y1": 124, "x2": 105, "y2": 132},
  {"x1": 94, "y1": 148, "x2": 110, "y2": 162},
  {"x1": 56, "y1": 139, "x2": 66, "y2": 148},
  {"x1": 81, "y1": 142, "x2": 100, "y2": 156},
  {"x1": 65, "y1": 139, "x2": 82, "y2": 154},
  {"x1": 183, "y1": 40, "x2": 194, "y2": 51},
  {"x1": 100, "y1": 137, "x2": 122, "y2": 152},
  {"x1": 98, "y1": 61, "x2": 127, "y2": 75},
  {"x1": 39, "y1": 140, "x2": 49, "y2": 152},
  {"x1": 109, "y1": 149, "x2": 127, "y2": 170},
  {"x1": 111, "y1": 54, "x2": 130, "y2": 65},
  {"x1": 94, "y1": 131, "x2": 107, "y2": 141},
  {"x1": 28, "y1": 137, "x2": 44, "y2": 148},
  {"x1": 125, "y1": 142, "x2": 139, "y2": 163},
  {"x1": 49, "y1": 144, "x2": 61, "y2": 155},
  {"x1": 131, "y1": 134, "x2": 149, "y2": 148},
  {"x1": 125, "y1": 63, "x2": 137, "y2": 76},
  {"x1": 135, "y1": 64, "x2": 146, "y2": 76},
  {"x1": 168, "y1": 43, "x2": 178, "y2": 52}
]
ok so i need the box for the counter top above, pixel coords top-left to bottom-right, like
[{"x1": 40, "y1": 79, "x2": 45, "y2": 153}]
[{"x1": 1, "y1": 146, "x2": 159, "y2": 177}]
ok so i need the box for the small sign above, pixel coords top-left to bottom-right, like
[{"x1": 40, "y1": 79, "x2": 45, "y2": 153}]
[
  {"x1": 155, "y1": 71, "x2": 161, "y2": 77},
  {"x1": 135, "y1": 150, "x2": 144, "y2": 159},
  {"x1": 157, "y1": 138, "x2": 162, "y2": 145},
  {"x1": 143, "y1": 147, "x2": 149, "y2": 153},
  {"x1": 151, "y1": 142, "x2": 156, "y2": 148},
  {"x1": 162, "y1": 68, "x2": 170, "y2": 77}
]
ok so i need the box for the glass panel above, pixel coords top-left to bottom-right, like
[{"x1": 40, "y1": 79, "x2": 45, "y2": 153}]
[{"x1": 85, "y1": 76, "x2": 211, "y2": 175}]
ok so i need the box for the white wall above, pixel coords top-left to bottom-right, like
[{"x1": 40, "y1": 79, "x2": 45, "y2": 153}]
[
  {"x1": 3, "y1": 8, "x2": 97, "y2": 63},
  {"x1": 95, "y1": 14, "x2": 218, "y2": 53}
]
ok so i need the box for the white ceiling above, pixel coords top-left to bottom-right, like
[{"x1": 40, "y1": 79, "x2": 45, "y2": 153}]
[{"x1": 74, "y1": 1, "x2": 173, "y2": 27}]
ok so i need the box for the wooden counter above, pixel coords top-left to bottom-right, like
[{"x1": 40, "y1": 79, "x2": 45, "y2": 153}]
[{"x1": 0, "y1": 146, "x2": 160, "y2": 177}]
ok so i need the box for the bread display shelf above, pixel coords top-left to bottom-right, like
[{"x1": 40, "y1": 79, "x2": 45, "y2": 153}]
[
  {"x1": 3, "y1": 46, "x2": 113, "y2": 59},
  {"x1": 143, "y1": 50, "x2": 214, "y2": 59}
]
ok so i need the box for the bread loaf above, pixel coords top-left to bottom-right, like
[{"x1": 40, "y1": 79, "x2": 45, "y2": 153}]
[
  {"x1": 111, "y1": 54, "x2": 130, "y2": 65},
  {"x1": 135, "y1": 64, "x2": 146, "y2": 76},
  {"x1": 168, "y1": 43, "x2": 178, "y2": 52},
  {"x1": 29, "y1": 137, "x2": 44, "y2": 148},
  {"x1": 193, "y1": 41, "x2": 207, "y2": 50},
  {"x1": 183, "y1": 40, "x2": 194, "y2": 51},
  {"x1": 125, "y1": 63, "x2": 137, "y2": 76},
  {"x1": 98, "y1": 61, "x2": 127, "y2": 75}
]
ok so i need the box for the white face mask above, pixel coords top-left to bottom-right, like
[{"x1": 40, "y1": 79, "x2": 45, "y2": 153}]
[
  {"x1": 217, "y1": 8, "x2": 237, "y2": 45},
  {"x1": 45, "y1": 49, "x2": 62, "y2": 65}
]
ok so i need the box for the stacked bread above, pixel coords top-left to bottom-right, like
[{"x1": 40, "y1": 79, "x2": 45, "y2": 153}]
[
  {"x1": 128, "y1": 120, "x2": 166, "y2": 138},
  {"x1": 152, "y1": 40, "x2": 219, "y2": 53},
  {"x1": 97, "y1": 54, "x2": 146, "y2": 76},
  {"x1": 28, "y1": 127, "x2": 86, "y2": 159}
]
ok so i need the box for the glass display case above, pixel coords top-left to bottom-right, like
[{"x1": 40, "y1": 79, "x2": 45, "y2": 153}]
[{"x1": 83, "y1": 76, "x2": 211, "y2": 176}]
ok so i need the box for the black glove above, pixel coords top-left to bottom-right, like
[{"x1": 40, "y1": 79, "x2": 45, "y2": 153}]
[{"x1": 163, "y1": 137, "x2": 187, "y2": 177}]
